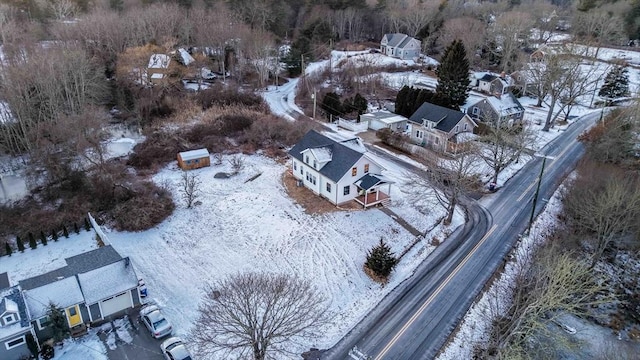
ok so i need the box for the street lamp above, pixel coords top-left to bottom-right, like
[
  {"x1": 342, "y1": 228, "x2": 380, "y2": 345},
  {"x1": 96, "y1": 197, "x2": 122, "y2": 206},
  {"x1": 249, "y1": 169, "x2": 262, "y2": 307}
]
[{"x1": 527, "y1": 153, "x2": 555, "y2": 235}]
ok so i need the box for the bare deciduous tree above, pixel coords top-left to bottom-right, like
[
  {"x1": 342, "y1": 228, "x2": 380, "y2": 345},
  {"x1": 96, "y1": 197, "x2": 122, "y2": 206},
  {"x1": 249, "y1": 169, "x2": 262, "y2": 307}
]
[
  {"x1": 490, "y1": 11, "x2": 535, "y2": 72},
  {"x1": 192, "y1": 272, "x2": 329, "y2": 360},
  {"x1": 478, "y1": 122, "x2": 536, "y2": 185},
  {"x1": 572, "y1": 10, "x2": 626, "y2": 59},
  {"x1": 438, "y1": 17, "x2": 487, "y2": 65},
  {"x1": 408, "y1": 147, "x2": 480, "y2": 225},
  {"x1": 229, "y1": 155, "x2": 245, "y2": 174},
  {"x1": 180, "y1": 171, "x2": 201, "y2": 208}
]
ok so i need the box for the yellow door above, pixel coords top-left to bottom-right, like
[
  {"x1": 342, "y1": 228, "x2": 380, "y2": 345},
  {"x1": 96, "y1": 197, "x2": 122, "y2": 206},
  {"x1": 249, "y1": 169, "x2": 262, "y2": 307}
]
[{"x1": 66, "y1": 305, "x2": 82, "y2": 327}]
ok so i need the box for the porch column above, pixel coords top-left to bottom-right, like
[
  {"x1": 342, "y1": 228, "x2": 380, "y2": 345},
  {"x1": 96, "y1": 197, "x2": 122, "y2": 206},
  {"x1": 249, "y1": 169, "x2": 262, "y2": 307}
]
[
  {"x1": 388, "y1": 183, "x2": 391, "y2": 197},
  {"x1": 364, "y1": 190, "x2": 368, "y2": 207},
  {"x1": 376, "y1": 188, "x2": 379, "y2": 201}
]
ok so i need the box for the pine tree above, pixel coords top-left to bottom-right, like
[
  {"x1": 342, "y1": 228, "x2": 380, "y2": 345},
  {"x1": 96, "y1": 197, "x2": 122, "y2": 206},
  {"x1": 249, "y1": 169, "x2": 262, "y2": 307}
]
[
  {"x1": 365, "y1": 238, "x2": 399, "y2": 279},
  {"x1": 598, "y1": 66, "x2": 630, "y2": 100},
  {"x1": 17, "y1": 236, "x2": 24, "y2": 252},
  {"x1": 435, "y1": 40, "x2": 471, "y2": 109},
  {"x1": 395, "y1": 85, "x2": 410, "y2": 116},
  {"x1": 5, "y1": 242, "x2": 12, "y2": 256},
  {"x1": 51, "y1": 229, "x2": 59, "y2": 241},
  {"x1": 28, "y1": 232, "x2": 37, "y2": 250},
  {"x1": 73, "y1": 223, "x2": 79, "y2": 234},
  {"x1": 352, "y1": 93, "x2": 368, "y2": 115},
  {"x1": 62, "y1": 225, "x2": 69, "y2": 238},
  {"x1": 40, "y1": 231, "x2": 48, "y2": 246},
  {"x1": 84, "y1": 217, "x2": 91, "y2": 231},
  {"x1": 46, "y1": 303, "x2": 70, "y2": 342},
  {"x1": 321, "y1": 92, "x2": 343, "y2": 118}
]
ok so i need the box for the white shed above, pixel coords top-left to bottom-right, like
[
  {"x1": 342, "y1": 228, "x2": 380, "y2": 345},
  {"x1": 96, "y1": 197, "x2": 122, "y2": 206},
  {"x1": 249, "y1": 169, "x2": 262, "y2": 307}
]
[{"x1": 361, "y1": 111, "x2": 408, "y2": 132}]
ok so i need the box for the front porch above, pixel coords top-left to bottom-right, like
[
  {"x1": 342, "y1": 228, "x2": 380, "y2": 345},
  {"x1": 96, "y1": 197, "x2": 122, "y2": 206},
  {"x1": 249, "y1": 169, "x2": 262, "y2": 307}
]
[{"x1": 354, "y1": 191, "x2": 390, "y2": 208}]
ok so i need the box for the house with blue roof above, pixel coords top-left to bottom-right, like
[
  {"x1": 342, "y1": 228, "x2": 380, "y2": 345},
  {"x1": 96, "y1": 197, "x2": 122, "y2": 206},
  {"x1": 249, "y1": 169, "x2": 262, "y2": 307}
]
[
  {"x1": 289, "y1": 130, "x2": 393, "y2": 208},
  {"x1": 0, "y1": 273, "x2": 37, "y2": 360}
]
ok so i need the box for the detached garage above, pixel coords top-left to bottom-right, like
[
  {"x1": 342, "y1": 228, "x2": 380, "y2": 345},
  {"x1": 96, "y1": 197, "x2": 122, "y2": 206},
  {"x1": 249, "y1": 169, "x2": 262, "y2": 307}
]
[
  {"x1": 77, "y1": 258, "x2": 141, "y2": 322},
  {"x1": 361, "y1": 111, "x2": 408, "y2": 132}
]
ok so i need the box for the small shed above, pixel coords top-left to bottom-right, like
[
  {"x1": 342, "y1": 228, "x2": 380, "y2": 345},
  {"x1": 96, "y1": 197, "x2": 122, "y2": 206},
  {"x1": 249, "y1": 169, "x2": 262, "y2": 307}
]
[
  {"x1": 361, "y1": 111, "x2": 408, "y2": 132},
  {"x1": 177, "y1": 148, "x2": 210, "y2": 170}
]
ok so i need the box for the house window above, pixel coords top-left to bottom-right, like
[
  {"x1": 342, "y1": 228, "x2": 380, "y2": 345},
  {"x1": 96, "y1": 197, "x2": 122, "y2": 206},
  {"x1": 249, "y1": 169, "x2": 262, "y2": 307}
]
[
  {"x1": 5, "y1": 335, "x2": 25, "y2": 350},
  {"x1": 472, "y1": 107, "x2": 479, "y2": 115},
  {"x1": 293, "y1": 162, "x2": 297, "y2": 171},
  {"x1": 326, "y1": 183, "x2": 331, "y2": 193},
  {"x1": 3, "y1": 314, "x2": 18, "y2": 324},
  {"x1": 343, "y1": 186, "x2": 350, "y2": 195},
  {"x1": 68, "y1": 307, "x2": 77, "y2": 316},
  {"x1": 455, "y1": 125, "x2": 460, "y2": 133},
  {"x1": 310, "y1": 174, "x2": 317, "y2": 185},
  {"x1": 464, "y1": 123, "x2": 468, "y2": 131},
  {"x1": 313, "y1": 160, "x2": 317, "y2": 168},
  {"x1": 194, "y1": 159, "x2": 199, "y2": 163},
  {"x1": 416, "y1": 130, "x2": 423, "y2": 138},
  {"x1": 435, "y1": 137, "x2": 439, "y2": 144},
  {"x1": 305, "y1": 155, "x2": 309, "y2": 164},
  {"x1": 364, "y1": 164, "x2": 369, "y2": 173},
  {"x1": 37, "y1": 316, "x2": 51, "y2": 330},
  {"x1": 352, "y1": 167, "x2": 357, "y2": 176}
]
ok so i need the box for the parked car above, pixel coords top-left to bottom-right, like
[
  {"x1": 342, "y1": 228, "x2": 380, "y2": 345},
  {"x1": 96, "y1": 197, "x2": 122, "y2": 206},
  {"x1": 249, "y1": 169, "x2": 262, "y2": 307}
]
[
  {"x1": 140, "y1": 305, "x2": 173, "y2": 338},
  {"x1": 161, "y1": 337, "x2": 193, "y2": 360},
  {"x1": 138, "y1": 278, "x2": 148, "y2": 298}
]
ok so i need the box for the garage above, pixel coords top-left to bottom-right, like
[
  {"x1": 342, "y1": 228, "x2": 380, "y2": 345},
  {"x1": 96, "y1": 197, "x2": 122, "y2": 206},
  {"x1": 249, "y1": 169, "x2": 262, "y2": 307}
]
[
  {"x1": 360, "y1": 111, "x2": 408, "y2": 132},
  {"x1": 100, "y1": 291, "x2": 133, "y2": 317}
]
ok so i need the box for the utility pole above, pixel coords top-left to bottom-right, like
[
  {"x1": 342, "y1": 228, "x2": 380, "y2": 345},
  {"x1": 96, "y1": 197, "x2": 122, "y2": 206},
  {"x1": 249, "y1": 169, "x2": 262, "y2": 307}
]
[
  {"x1": 312, "y1": 88, "x2": 317, "y2": 119},
  {"x1": 527, "y1": 154, "x2": 550, "y2": 235},
  {"x1": 301, "y1": 54, "x2": 305, "y2": 77}
]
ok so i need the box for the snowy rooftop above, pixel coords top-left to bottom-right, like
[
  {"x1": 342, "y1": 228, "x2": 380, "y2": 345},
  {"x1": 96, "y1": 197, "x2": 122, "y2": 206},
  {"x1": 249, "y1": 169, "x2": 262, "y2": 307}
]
[
  {"x1": 309, "y1": 147, "x2": 332, "y2": 163},
  {"x1": 77, "y1": 258, "x2": 138, "y2": 305},
  {"x1": 148, "y1": 54, "x2": 170, "y2": 69},
  {"x1": 23, "y1": 276, "x2": 84, "y2": 319},
  {"x1": 0, "y1": 286, "x2": 30, "y2": 340},
  {"x1": 485, "y1": 94, "x2": 524, "y2": 116},
  {"x1": 179, "y1": 148, "x2": 210, "y2": 161},
  {"x1": 177, "y1": 48, "x2": 194, "y2": 66},
  {"x1": 360, "y1": 111, "x2": 408, "y2": 125}
]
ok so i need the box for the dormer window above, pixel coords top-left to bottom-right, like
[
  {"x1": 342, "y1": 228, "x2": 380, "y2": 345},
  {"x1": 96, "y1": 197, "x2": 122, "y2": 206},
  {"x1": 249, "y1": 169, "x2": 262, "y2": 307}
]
[
  {"x1": 3, "y1": 313, "x2": 18, "y2": 325},
  {"x1": 305, "y1": 155, "x2": 309, "y2": 164}
]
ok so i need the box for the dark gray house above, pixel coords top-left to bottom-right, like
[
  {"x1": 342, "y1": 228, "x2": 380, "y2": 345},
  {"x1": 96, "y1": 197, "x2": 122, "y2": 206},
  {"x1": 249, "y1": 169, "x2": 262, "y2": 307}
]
[
  {"x1": 467, "y1": 93, "x2": 525, "y2": 127},
  {"x1": 408, "y1": 102, "x2": 477, "y2": 152},
  {"x1": 0, "y1": 274, "x2": 36, "y2": 360}
]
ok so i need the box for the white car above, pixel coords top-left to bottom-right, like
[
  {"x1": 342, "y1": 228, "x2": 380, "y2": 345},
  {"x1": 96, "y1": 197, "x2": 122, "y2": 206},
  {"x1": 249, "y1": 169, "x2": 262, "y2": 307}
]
[
  {"x1": 140, "y1": 305, "x2": 173, "y2": 338},
  {"x1": 161, "y1": 337, "x2": 193, "y2": 360}
]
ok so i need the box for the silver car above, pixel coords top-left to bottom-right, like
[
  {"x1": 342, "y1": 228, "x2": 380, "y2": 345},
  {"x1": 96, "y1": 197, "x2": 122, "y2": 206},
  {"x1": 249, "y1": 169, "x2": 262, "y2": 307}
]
[
  {"x1": 140, "y1": 305, "x2": 173, "y2": 338},
  {"x1": 161, "y1": 337, "x2": 193, "y2": 360}
]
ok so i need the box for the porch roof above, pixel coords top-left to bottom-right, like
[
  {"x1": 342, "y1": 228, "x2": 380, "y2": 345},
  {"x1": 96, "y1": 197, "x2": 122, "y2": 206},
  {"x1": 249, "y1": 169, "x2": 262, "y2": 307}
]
[{"x1": 354, "y1": 174, "x2": 392, "y2": 190}]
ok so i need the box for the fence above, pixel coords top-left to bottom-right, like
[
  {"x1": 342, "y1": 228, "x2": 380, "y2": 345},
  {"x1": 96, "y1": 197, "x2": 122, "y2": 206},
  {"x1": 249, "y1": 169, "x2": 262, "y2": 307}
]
[{"x1": 337, "y1": 117, "x2": 368, "y2": 133}]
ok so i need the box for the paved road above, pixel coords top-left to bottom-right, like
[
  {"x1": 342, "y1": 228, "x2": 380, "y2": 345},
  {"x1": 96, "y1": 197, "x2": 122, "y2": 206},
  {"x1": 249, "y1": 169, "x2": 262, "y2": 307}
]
[{"x1": 324, "y1": 112, "x2": 600, "y2": 360}]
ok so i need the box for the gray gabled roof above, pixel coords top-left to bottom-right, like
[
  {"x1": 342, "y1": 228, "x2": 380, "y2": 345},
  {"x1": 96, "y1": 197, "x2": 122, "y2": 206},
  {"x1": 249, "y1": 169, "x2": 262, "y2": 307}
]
[
  {"x1": 409, "y1": 102, "x2": 468, "y2": 132},
  {"x1": 288, "y1": 130, "x2": 364, "y2": 183},
  {"x1": 354, "y1": 174, "x2": 391, "y2": 190},
  {"x1": 19, "y1": 246, "x2": 122, "y2": 290},
  {"x1": 0, "y1": 286, "x2": 30, "y2": 339},
  {"x1": 383, "y1": 33, "x2": 409, "y2": 48}
]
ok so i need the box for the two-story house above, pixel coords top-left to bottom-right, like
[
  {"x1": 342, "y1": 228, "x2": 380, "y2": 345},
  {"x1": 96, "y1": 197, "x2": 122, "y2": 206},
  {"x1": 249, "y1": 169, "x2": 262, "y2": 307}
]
[
  {"x1": 466, "y1": 93, "x2": 525, "y2": 127},
  {"x1": 408, "y1": 102, "x2": 477, "y2": 152},
  {"x1": 289, "y1": 130, "x2": 392, "y2": 208},
  {"x1": 380, "y1": 33, "x2": 421, "y2": 60},
  {"x1": 0, "y1": 273, "x2": 36, "y2": 360}
]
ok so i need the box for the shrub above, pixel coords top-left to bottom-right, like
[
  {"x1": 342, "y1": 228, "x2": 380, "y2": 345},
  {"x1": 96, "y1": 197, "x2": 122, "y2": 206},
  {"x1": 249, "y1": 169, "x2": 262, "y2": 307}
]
[
  {"x1": 128, "y1": 132, "x2": 186, "y2": 170},
  {"x1": 242, "y1": 116, "x2": 315, "y2": 149},
  {"x1": 62, "y1": 225, "x2": 69, "y2": 238},
  {"x1": 40, "y1": 231, "x2": 47, "y2": 246},
  {"x1": 16, "y1": 236, "x2": 24, "y2": 252},
  {"x1": 198, "y1": 86, "x2": 266, "y2": 111},
  {"x1": 40, "y1": 343, "x2": 54, "y2": 360},
  {"x1": 5, "y1": 242, "x2": 12, "y2": 256},
  {"x1": 112, "y1": 182, "x2": 175, "y2": 231},
  {"x1": 28, "y1": 232, "x2": 37, "y2": 250},
  {"x1": 84, "y1": 217, "x2": 91, "y2": 231},
  {"x1": 51, "y1": 229, "x2": 58, "y2": 241},
  {"x1": 73, "y1": 223, "x2": 79, "y2": 234}
]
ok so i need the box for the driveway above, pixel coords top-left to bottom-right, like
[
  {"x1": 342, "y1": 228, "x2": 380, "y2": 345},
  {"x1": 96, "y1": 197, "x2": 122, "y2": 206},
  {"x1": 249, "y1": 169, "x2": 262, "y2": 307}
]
[{"x1": 96, "y1": 308, "x2": 165, "y2": 360}]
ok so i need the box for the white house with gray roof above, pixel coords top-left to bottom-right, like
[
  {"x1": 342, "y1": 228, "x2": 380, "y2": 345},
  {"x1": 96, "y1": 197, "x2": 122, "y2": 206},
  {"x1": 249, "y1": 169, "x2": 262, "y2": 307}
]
[
  {"x1": 289, "y1": 130, "x2": 392, "y2": 208},
  {"x1": 408, "y1": 102, "x2": 477, "y2": 152},
  {"x1": 380, "y1": 33, "x2": 421, "y2": 60}
]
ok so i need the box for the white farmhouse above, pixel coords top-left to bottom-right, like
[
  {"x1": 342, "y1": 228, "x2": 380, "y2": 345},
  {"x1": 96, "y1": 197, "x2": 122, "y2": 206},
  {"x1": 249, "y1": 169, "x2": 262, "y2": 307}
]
[{"x1": 288, "y1": 130, "x2": 392, "y2": 208}]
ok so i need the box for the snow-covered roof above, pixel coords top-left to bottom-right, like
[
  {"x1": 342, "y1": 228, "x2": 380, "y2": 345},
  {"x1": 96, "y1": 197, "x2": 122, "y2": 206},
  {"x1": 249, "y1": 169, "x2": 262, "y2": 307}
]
[
  {"x1": 0, "y1": 298, "x2": 18, "y2": 316},
  {"x1": 484, "y1": 94, "x2": 525, "y2": 116},
  {"x1": 339, "y1": 137, "x2": 367, "y2": 153},
  {"x1": 77, "y1": 258, "x2": 138, "y2": 305},
  {"x1": 150, "y1": 73, "x2": 164, "y2": 79},
  {"x1": 0, "y1": 286, "x2": 30, "y2": 340},
  {"x1": 309, "y1": 147, "x2": 332, "y2": 163},
  {"x1": 23, "y1": 277, "x2": 84, "y2": 319},
  {"x1": 179, "y1": 148, "x2": 210, "y2": 161},
  {"x1": 361, "y1": 111, "x2": 408, "y2": 125},
  {"x1": 177, "y1": 48, "x2": 194, "y2": 66},
  {"x1": 148, "y1": 54, "x2": 171, "y2": 69}
]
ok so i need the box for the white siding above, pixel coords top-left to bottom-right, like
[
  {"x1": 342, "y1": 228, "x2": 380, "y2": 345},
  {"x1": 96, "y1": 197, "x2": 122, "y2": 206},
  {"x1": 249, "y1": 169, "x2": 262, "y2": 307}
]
[{"x1": 334, "y1": 156, "x2": 383, "y2": 204}]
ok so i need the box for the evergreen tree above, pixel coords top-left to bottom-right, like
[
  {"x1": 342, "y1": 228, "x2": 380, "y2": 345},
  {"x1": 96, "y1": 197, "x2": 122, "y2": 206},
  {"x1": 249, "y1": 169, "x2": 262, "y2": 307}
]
[
  {"x1": 26, "y1": 333, "x2": 39, "y2": 359},
  {"x1": 51, "y1": 229, "x2": 59, "y2": 241},
  {"x1": 5, "y1": 242, "x2": 12, "y2": 256},
  {"x1": 40, "y1": 231, "x2": 48, "y2": 246},
  {"x1": 28, "y1": 232, "x2": 37, "y2": 250},
  {"x1": 73, "y1": 223, "x2": 80, "y2": 234},
  {"x1": 84, "y1": 217, "x2": 91, "y2": 231},
  {"x1": 62, "y1": 225, "x2": 69, "y2": 238},
  {"x1": 109, "y1": 0, "x2": 124, "y2": 11},
  {"x1": 352, "y1": 93, "x2": 368, "y2": 115},
  {"x1": 365, "y1": 238, "x2": 398, "y2": 279},
  {"x1": 46, "y1": 303, "x2": 70, "y2": 343},
  {"x1": 598, "y1": 66, "x2": 630, "y2": 100},
  {"x1": 435, "y1": 40, "x2": 471, "y2": 109},
  {"x1": 17, "y1": 236, "x2": 24, "y2": 252},
  {"x1": 321, "y1": 92, "x2": 343, "y2": 118},
  {"x1": 395, "y1": 85, "x2": 410, "y2": 116}
]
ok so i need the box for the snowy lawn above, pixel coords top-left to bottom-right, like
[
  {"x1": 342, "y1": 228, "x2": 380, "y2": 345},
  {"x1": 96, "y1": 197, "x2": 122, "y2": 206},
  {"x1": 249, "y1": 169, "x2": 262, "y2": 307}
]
[{"x1": 100, "y1": 154, "x2": 462, "y2": 358}]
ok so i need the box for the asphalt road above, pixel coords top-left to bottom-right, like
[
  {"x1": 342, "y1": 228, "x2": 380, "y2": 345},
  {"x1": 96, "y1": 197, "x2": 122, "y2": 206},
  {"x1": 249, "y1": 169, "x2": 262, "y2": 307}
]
[{"x1": 324, "y1": 111, "x2": 601, "y2": 360}]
